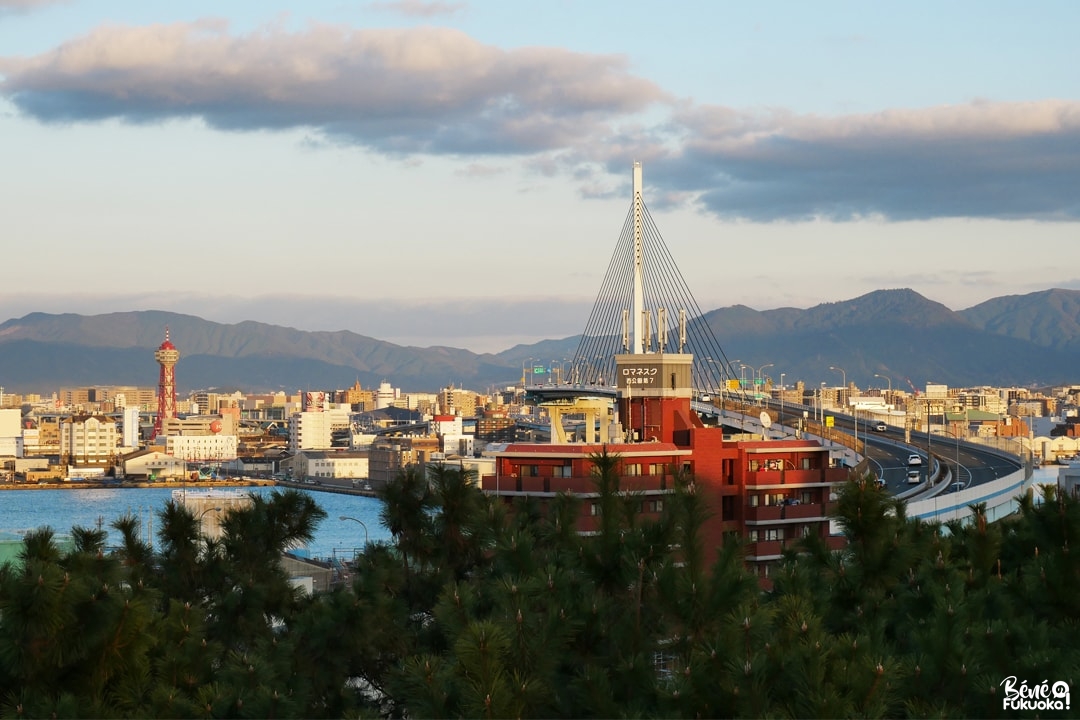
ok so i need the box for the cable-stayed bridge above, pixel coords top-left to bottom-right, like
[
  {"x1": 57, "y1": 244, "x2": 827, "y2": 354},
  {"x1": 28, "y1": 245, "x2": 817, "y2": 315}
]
[{"x1": 542, "y1": 162, "x2": 744, "y2": 402}]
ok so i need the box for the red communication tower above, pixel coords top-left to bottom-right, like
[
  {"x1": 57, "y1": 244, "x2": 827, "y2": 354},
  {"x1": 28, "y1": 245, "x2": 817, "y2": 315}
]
[{"x1": 153, "y1": 327, "x2": 181, "y2": 438}]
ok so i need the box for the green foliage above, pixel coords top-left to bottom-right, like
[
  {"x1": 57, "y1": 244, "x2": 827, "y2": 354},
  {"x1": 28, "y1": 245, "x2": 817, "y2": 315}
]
[{"x1": 2, "y1": 467, "x2": 1078, "y2": 718}]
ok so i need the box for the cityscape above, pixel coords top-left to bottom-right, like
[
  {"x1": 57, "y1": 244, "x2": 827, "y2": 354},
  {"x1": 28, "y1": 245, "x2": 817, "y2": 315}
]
[{"x1": 2, "y1": 1, "x2": 1079, "y2": 716}]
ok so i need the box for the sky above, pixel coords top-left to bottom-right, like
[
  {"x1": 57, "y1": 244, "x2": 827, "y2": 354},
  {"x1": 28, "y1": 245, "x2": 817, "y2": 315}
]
[{"x1": 1, "y1": 0, "x2": 1078, "y2": 353}]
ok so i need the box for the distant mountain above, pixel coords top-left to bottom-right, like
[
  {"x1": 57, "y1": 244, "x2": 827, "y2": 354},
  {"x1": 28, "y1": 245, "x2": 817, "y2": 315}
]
[
  {"x1": 0, "y1": 289, "x2": 1077, "y2": 393},
  {"x1": 692, "y1": 289, "x2": 1077, "y2": 389},
  {"x1": 0, "y1": 311, "x2": 520, "y2": 393},
  {"x1": 959, "y1": 289, "x2": 1080, "y2": 352}
]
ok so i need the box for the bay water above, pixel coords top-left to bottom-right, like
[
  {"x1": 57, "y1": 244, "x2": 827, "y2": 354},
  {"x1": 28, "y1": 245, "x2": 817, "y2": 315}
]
[{"x1": 0, "y1": 486, "x2": 386, "y2": 562}]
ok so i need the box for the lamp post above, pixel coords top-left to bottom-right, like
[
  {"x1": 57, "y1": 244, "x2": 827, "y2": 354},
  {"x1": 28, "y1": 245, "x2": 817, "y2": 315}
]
[
  {"x1": 521, "y1": 357, "x2": 533, "y2": 390},
  {"x1": 756, "y1": 363, "x2": 774, "y2": 406},
  {"x1": 779, "y1": 372, "x2": 786, "y2": 429},
  {"x1": 195, "y1": 506, "x2": 223, "y2": 537},
  {"x1": 829, "y1": 366, "x2": 846, "y2": 411},
  {"x1": 339, "y1": 515, "x2": 369, "y2": 546},
  {"x1": 926, "y1": 398, "x2": 933, "y2": 467},
  {"x1": 725, "y1": 359, "x2": 741, "y2": 407},
  {"x1": 940, "y1": 427, "x2": 962, "y2": 488},
  {"x1": 874, "y1": 373, "x2": 892, "y2": 404},
  {"x1": 853, "y1": 406, "x2": 858, "y2": 455}
]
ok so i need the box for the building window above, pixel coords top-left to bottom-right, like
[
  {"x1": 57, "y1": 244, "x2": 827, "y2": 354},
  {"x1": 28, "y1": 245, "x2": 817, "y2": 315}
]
[
  {"x1": 649, "y1": 463, "x2": 664, "y2": 476},
  {"x1": 748, "y1": 529, "x2": 759, "y2": 542},
  {"x1": 801, "y1": 458, "x2": 812, "y2": 470},
  {"x1": 591, "y1": 502, "x2": 601, "y2": 516},
  {"x1": 749, "y1": 459, "x2": 760, "y2": 472},
  {"x1": 624, "y1": 463, "x2": 642, "y2": 476},
  {"x1": 641, "y1": 499, "x2": 664, "y2": 513},
  {"x1": 765, "y1": 528, "x2": 784, "y2": 542}
]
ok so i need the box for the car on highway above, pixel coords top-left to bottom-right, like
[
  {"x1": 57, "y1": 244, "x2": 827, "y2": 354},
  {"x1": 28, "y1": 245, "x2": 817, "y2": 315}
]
[
  {"x1": 906, "y1": 469, "x2": 921, "y2": 484},
  {"x1": 907, "y1": 454, "x2": 922, "y2": 466},
  {"x1": 876, "y1": 476, "x2": 887, "y2": 489},
  {"x1": 873, "y1": 421, "x2": 887, "y2": 432}
]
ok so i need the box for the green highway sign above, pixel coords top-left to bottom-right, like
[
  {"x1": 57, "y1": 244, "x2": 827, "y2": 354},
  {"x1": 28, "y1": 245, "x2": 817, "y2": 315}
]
[{"x1": 533, "y1": 366, "x2": 545, "y2": 374}]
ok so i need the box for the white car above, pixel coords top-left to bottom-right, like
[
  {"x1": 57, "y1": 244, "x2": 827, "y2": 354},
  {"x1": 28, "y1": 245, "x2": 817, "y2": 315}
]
[
  {"x1": 906, "y1": 469, "x2": 921, "y2": 484},
  {"x1": 907, "y1": 454, "x2": 922, "y2": 466},
  {"x1": 873, "y1": 422, "x2": 887, "y2": 432}
]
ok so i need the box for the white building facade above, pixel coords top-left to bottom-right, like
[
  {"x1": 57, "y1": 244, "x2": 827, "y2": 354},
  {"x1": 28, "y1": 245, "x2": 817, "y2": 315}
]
[
  {"x1": 60, "y1": 414, "x2": 118, "y2": 465},
  {"x1": 165, "y1": 434, "x2": 239, "y2": 462},
  {"x1": 295, "y1": 450, "x2": 369, "y2": 480},
  {"x1": 0, "y1": 408, "x2": 22, "y2": 458},
  {"x1": 289, "y1": 411, "x2": 333, "y2": 452}
]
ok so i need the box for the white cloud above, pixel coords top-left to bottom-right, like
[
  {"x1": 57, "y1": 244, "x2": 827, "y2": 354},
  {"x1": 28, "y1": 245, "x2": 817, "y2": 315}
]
[
  {"x1": 0, "y1": 0, "x2": 68, "y2": 10},
  {"x1": 658, "y1": 99, "x2": 1080, "y2": 221},
  {"x1": 2, "y1": 20, "x2": 1078, "y2": 221},
  {"x1": 366, "y1": 0, "x2": 467, "y2": 18},
  {"x1": 0, "y1": 20, "x2": 669, "y2": 157}
]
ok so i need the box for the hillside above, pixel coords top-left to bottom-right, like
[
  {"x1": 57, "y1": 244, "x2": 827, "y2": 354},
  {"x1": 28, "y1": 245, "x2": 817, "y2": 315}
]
[{"x1": 1, "y1": 288, "x2": 1077, "y2": 393}]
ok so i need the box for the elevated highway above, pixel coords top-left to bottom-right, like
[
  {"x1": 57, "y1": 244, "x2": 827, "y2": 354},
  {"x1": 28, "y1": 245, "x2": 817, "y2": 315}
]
[{"x1": 694, "y1": 397, "x2": 1032, "y2": 526}]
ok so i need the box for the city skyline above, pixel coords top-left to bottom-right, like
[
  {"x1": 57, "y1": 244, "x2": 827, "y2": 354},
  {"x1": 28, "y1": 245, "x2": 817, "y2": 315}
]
[{"x1": 1, "y1": 0, "x2": 1078, "y2": 352}]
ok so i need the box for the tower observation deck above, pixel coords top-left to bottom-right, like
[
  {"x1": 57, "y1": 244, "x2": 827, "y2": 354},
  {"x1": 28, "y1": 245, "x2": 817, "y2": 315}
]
[
  {"x1": 153, "y1": 328, "x2": 180, "y2": 439},
  {"x1": 568, "y1": 162, "x2": 742, "y2": 401}
]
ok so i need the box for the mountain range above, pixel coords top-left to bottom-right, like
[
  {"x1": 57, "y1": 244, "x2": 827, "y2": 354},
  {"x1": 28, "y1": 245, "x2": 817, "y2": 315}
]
[{"x1": 0, "y1": 288, "x2": 1077, "y2": 394}]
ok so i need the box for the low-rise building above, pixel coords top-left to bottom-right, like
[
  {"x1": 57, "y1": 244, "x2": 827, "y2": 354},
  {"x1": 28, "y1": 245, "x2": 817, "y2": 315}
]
[{"x1": 294, "y1": 450, "x2": 370, "y2": 482}]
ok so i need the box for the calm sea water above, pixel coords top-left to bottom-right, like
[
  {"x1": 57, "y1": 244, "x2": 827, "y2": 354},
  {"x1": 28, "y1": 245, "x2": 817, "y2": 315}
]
[{"x1": 0, "y1": 486, "x2": 387, "y2": 561}]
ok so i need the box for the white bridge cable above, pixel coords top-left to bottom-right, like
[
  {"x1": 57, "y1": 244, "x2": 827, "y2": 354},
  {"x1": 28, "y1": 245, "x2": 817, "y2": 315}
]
[{"x1": 570, "y1": 199, "x2": 744, "y2": 400}]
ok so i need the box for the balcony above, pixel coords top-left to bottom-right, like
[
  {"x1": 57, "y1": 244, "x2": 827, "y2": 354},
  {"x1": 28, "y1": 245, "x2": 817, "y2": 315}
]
[
  {"x1": 782, "y1": 503, "x2": 828, "y2": 520},
  {"x1": 745, "y1": 501, "x2": 834, "y2": 524},
  {"x1": 744, "y1": 540, "x2": 784, "y2": 559},
  {"x1": 744, "y1": 505, "x2": 783, "y2": 523}
]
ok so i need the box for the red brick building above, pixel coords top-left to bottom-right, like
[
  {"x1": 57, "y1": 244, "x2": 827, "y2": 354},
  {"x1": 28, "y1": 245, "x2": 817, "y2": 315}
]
[{"x1": 481, "y1": 353, "x2": 847, "y2": 582}]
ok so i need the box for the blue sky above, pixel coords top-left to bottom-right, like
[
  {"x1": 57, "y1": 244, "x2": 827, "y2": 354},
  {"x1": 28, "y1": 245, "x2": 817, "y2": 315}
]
[{"x1": 1, "y1": 0, "x2": 1078, "y2": 352}]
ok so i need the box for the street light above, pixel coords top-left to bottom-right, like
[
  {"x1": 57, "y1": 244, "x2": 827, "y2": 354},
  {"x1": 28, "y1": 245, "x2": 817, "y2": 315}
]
[
  {"x1": 521, "y1": 357, "x2": 534, "y2": 389},
  {"x1": 339, "y1": 515, "x2": 369, "y2": 546},
  {"x1": 756, "y1": 363, "x2": 774, "y2": 405},
  {"x1": 829, "y1": 366, "x2": 846, "y2": 410},
  {"x1": 874, "y1": 373, "x2": 892, "y2": 400},
  {"x1": 779, "y1": 372, "x2": 786, "y2": 430},
  {"x1": 940, "y1": 427, "x2": 962, "y2": 488},
  {"x1": 195, "y1": 506, "x2": 223, "y2": 537}
]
